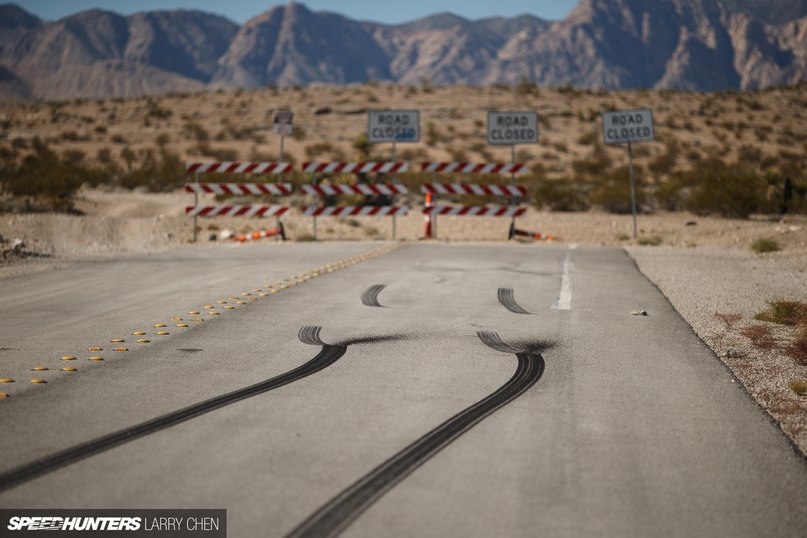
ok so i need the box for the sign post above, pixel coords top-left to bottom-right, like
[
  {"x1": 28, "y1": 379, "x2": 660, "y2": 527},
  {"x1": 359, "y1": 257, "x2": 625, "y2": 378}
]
[
  {"x1": 601, "y1": 108, "x2": 655, "y2": 239},
  {"x1": 368, "y1": 110, "x2": 420, "y2": 240},
  {"x1": 487, "y1": 112, "x2": 539, "y2": 230},
  {"x1": 273, "y1": 109, "x2": 293, "y2": 241}
]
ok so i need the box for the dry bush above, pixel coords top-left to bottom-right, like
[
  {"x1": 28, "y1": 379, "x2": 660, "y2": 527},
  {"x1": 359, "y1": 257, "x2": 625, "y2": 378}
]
[{"x1": 740, "y1": 324, "x2": 776, "y2": 350}]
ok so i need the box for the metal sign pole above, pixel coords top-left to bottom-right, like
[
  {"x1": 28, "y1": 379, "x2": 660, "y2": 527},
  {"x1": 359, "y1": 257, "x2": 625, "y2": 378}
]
[
  {"x1": 277, "y1": 133, "x2": 285, "y2": 241},
  {"x1": 193, "y1": 171, "x2": 199, "y2": 243},
  {"x1": 628, "y1": 140, "x2": 638, "y2": 239},
  {"x1": 510, "y1": 144, "x2": 517, "y2": 231},
  {"x1": 432, "y1": 172, "x2": 438, "y2": 239},
  {"x1": 391, "y1": 141, "x2": 397, "y2": 241}
]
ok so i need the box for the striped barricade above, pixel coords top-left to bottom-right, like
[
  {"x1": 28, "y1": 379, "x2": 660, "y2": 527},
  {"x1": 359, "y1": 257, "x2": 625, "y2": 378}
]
[
  {"x1": 302, "y1": 184, "x2": 408, "y2": 196},
  {"x1": 185, "y1": 183, "x2": 294, "y2": 196},
  {"x1": 300, "y1": 162, "x2": 408, "y2": 239},
  {"x1": 185, "y1": 161, "x2": 293, "y2": 242},
  {"x1": 423, "y1": 205, "x2": 526, "y2": 217},
  {"x1": 186, "y1": 161, "x2": 292, "y2": 174},
  {"x1": 420, "y1": 162, "x2": 526, "y2": 175},
  {"x1": 301, "y1": 206, "x2": 409, "y2": 217},
  {"x1": 185, "y1": 205, "x2": 290, "y2": 218},
  {"x1": 302, "y1": 162, "x2": 409, "y2": 174},
  {"x1": 420, "y1": 162, "x2": 528, "y2": 239},
  {"x1": 420, "y1": 183, "x2": 526, "y2": 197}
]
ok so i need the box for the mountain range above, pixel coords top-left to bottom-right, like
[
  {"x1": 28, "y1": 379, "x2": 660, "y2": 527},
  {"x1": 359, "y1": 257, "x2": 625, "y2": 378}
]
[{"x1": 0, "y1": 0, "x2": 805, "y2": 100}]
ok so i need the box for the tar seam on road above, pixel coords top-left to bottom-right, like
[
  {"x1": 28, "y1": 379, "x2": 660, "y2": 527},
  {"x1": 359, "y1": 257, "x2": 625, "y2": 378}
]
[
  {"x1": 286, "y1": 331, "x2": 545, "y2": 538},
  {"x1": 497, "y1": 288, "x2": 531, "y2": 314},
  {"x1": 0, "y1": 327, "x2": 346, "y2": 494},
  {"x1": 361, "y1": 284, "x2": 387, "y2": 307},
  {"x1": 552, "y1": 248, "x2": 574, "y2": 311}
]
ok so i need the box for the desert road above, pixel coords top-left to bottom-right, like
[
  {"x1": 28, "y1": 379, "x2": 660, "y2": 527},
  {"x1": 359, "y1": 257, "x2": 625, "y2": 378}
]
[{"x1": 0, "y1": 242, "x2": 805, "y2": 537}]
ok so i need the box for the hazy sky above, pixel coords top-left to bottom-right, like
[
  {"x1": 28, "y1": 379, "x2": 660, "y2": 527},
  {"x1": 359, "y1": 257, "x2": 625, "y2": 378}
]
[{"x1": 12, "y1": 1, "x2": 579, "y2": 24}]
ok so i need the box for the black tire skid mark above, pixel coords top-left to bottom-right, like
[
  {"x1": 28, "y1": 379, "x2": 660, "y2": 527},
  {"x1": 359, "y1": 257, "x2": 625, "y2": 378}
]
[
  {"x1": 361, "y1": 284, "x2": 387, "y2": 307},
  {"x1": 0, "y1": 326, "x2": 345, "y2": 494},
  {"x1": 286, "y1": 332, "x2": 545, "y2": 538},
  {"x1": 497, "y1": 288, "x2": 531, "y2": 315}
]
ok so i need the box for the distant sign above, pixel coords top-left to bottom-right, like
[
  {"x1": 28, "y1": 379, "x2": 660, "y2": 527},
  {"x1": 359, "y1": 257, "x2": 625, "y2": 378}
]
[
  {"x1": 602, "y1": 109, "x2": 655, "y2": 145},
  {"x1": 273, "y1": 109, "x2": 294, "y2": 136},
  {"x1": 487, "y1": 112, "x2": 539, "y2": 145},
  {"x1": 368, "y1": 110, "x2": 420, "y2": 143}
]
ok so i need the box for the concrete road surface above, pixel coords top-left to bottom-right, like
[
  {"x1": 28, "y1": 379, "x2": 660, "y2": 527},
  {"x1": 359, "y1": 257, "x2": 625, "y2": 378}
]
[{"x1": 0, "y1": 242, "x2": 805, "y2": 537}]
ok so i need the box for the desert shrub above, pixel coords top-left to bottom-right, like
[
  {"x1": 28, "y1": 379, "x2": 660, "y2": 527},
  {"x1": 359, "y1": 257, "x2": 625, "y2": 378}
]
[
  {"x1": 648, "y1": 139, "x2": 680, "y2": 176},
  {"x1": 637, "y1": 235, "x2": 662, "y2": 246},
  {"x1": 0, "y1": 148, "x2": 106, "y2": 212},
  {"x1": 740, "y1": 324, "x2": 775, "y2": 350},
  {"x1": 787, "y1": 331, "x2": 807, "y2": 366},
  {"x1": 751, "y1": 238, "x2": 781, "y2": 253},
  {"x1": 684, "y1": 160, "x2": 767, "y2": 218},
  {"x1": 790, "y1": 379, "x2": 807, "y2": 395},
  {"x1": 184, "y1": 121, "x2": 209, "y2": 142},
  {"x1": 305, "y1": 142, "x2": 336, "y2": 159},
  {"x1": 533, "y1": 179, "x2": 590, "y2": 212},
  {"x1": 118, "y1": 149, "x2": 184, "y2": 192},
  {"x1": 755, "y1": 301, "x2": 807, "y2": 326},
  {"x1": 572, "y1": 144, "x2": 612, "y2": 178},
  {"x1": 589, "y1": 166, "x2": 646, "y2": 214}
]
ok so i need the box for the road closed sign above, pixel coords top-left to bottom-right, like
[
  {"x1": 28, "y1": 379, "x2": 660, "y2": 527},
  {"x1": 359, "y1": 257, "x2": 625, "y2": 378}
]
[
  {"x1": 602, "y1": 109, "x2": 655, "y2": 145},
  {"x1": 368, "y1": 110, "x2": 420, "y2": 143},
  {"x1": 488, "y1": 112, "x2": 539, "y2": 145},
  {"x1": 272, "y1": 109, "x2": 294, "y2": 136}
]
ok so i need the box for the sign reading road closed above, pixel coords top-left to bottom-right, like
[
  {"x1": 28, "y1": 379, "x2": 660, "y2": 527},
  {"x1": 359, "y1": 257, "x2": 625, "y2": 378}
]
[
  {"x1": 602, "y1": 109, "x2": 655, "y2": 145},
  {"x1": 272, "y1": 109, "x2": 294, "y2": 136},
  {"x1": 368, "y1": 110, "x2": 420, "y2": 143},
  {"x1": 487, "y1": 112, "x2": 539, "y2": 145}
]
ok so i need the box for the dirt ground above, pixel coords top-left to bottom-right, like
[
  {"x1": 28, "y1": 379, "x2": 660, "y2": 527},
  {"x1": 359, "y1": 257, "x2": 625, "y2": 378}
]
[{"x1": 1, "y1": 188, "x2": 805, "y2": 455}]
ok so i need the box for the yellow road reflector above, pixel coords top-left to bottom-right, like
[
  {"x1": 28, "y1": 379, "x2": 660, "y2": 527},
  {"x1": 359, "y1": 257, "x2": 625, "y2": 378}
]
[
  {"x1": 188, "y1": 311, "x2": 200, "y2": 315},
  {"x1": 88, "y1": 347, "x2": 102, "y2": 351},
  {"x1": 248, "y1": 298, "x2": 257, "y2": 302},
  {"x1": 0, "y1": 393, "x2": 8, "y2": 398},
  {"x1": 89, "y1": 356, "x2": 104, "y2": 361},
  {"x1": 154, "y1": 324, "x2": 167, "y2": 328},
  {"x1": 270, "y1": 289, "x2": 279, "y2": 293},
  {"x1": 171, "y1": 317, "x2": 183, "y2": 321},
  {"x1": 280, "y1": 285, "x2": 288, "y2": 289},
  {"x1": 253, "y1": 289, "x2": 262, "y2": 292},
  {"x1": 204, "y1": 305, "x2": 214, "y2": 309},
  {"x1": 114, "y1": 347, "x2": 128, "y2": 351},
  {"x1": 0, "y1": 378, "x2": 14, "y2": 383},
  {"x1": 62, "y1": 356, "x2": 77, "y2": 361},
  {"x1": 111, "y1": 338, "x2": 125, "y2": 343},
  {"x1": 210, "y1": 312, "x2": 220, "y2": 316},
  {"x1": 236, "y1": 301, "x2": 246, "y2": 304},
  {"x1": 156, "y1": 331, "x2": 169, "y2": 335},
  {"x1": 241, "y1": 292, "x2": 251, "y2": 296},
  {"x1": 217, "y1": 300, "x2": 227, "y2": 304},
  {"x1": 192, "y1": 318, "x2": 204, "y2": 322},
  {"x1": 176, "y1": 323, "x2": 189, "y2": 328},
  {"x1": 228, "y1": 296, "x2": 238, "y2": 300},
  {"x1": 137, "y1": 339, "x2": 150, "y2": 343},
  {"x1": 224, "y1": 306, "x2": 235, "y2": 310},
  {"x1": 259, "y1": 293, "x2": 269, "y2": 297},
  {"x1": 61, "y1": 367, "x2": 77, "y2": 372},
  {"x1": 31, "y1": 378, "x2": 47, "y2": 384},
  {"x1": 132, "y1": 331, "x2": 146, "y2": 335},
  {"x1": 32, "y1": 366, "x2": 48, "y2": 371}
]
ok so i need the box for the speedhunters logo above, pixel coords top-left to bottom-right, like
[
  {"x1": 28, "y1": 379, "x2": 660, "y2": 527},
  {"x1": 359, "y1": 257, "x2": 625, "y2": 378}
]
[
  {"x1": 7, "y1": 516, "x2": 141, "y2": 531},
  {"x1": 1, "y1": 510, "x2": 226, "y2": 536}
]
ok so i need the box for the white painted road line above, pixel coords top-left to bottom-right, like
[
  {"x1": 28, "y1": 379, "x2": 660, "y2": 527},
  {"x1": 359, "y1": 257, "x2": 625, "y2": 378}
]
[{"x1": 552, "y1": 247, "x2": 574, "y2": 311}]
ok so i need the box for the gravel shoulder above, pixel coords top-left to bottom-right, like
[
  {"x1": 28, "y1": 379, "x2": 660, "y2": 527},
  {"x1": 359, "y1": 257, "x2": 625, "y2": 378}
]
[{"x1": 628, "y1": 246, "x2": 807, "y2": 456}]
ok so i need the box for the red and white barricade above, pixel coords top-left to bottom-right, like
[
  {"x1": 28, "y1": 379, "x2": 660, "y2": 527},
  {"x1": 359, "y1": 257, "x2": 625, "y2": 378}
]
[
  {"x1": 186, "y1": 161, "x2": 292, "y2": 174},
  {"x1": 185, "y1": 161, "x2": 292, "y2": 242},
  {"x1": 419, "y1": 162, "x2": 529, "y2": 239},
  {"x1": 185, "y1": 205, "x2": 290, "y2": 218},
  {"x1": 301, "y1": 206, "x2": 409, "y2": 217},
  {"x1": 301, "y1": 162, "x2": 408, "y2": 240}
]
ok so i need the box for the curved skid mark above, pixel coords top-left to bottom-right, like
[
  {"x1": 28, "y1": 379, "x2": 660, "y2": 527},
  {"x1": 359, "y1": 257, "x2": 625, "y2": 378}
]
[
  {"x1": 0, "y1": 329, "x2": 346, "y2": 494},
  {"x1": 287, "y1": 336, "x2": 546, "y2": 538},
  {"x1": 299, "y1": 326, "x2": 326, "y2": 346},
  {"x1": 361, "y1": 284, "x2": 387, "y2": 307},
  {"x1": 498, "y1": 288, "x2": 531, "y2": 315},
  {"x1": 477, "y1": 330, "x2": 520, "y2": 354}
]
